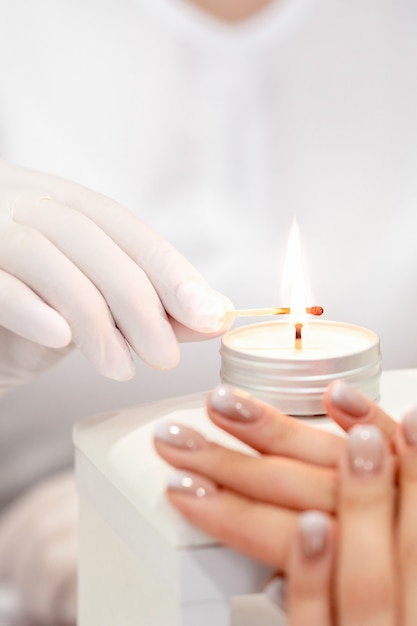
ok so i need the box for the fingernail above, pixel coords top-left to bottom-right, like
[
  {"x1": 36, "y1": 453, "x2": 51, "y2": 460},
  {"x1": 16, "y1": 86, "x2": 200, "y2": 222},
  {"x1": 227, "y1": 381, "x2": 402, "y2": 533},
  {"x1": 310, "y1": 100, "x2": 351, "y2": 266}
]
[
  {"x1": 402, "y1": 405, "x2": 417, "y2": 447},
  {"x1": 175, "y1": 281, "x2": 230, "y2": 332},
  {"x1": 155, "y1": 422, "x2": 208, "y2": 450},
  {"x1": 209, "y1": 384, "x2": 263, "y2": 422},
  {"x1": 330, "y1": 380, "x2": 370, "y2": 418},
  {"x1": 168, "y1": 470, "x2": 217, "y2": 498},
  {"x1": 299, "y1": 511, "x2": 330, "y2": 558},
  {"x1": 264, "y1": 577, "x2": 287, "y2": 612},
  {"x1": 348, "y1": 425, "x2": 384, "y2": 475}
]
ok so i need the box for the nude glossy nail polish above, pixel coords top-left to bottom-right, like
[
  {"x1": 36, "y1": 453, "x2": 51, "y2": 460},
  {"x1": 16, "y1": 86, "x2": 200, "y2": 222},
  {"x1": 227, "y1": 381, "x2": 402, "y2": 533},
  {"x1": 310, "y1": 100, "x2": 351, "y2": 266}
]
[
  {"x1": 402, "y1": 405, "x2": 417, "y2": 447},
  {"x1": 209, "y1": 384, "x2": 262, "y2": 422},
  {"x1": 299, "y1": 510, "x2": 330, "y2": 558},
  {"x1": 155, "y1": 422, "x2": 208, "y2": 450},
  {"x1": 347, "y1": 425, "x2": 384, "y2": 475},
  {"x1": 168, "y1": 471, "x2": 217, "y2": 498},
  {"x1": 330, "y1": 380, "x2": 370, "y2": 417}
]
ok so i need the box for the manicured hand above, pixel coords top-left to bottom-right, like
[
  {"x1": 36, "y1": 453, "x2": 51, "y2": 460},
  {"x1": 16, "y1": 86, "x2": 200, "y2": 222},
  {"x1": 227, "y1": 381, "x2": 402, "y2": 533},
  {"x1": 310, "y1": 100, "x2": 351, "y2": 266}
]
[
  {"x1": 154, "y1": 381, "x2": 398, "y2": 572},
  {"x1": 286, "y1": 404, "x2": 417, "y2": 625}
]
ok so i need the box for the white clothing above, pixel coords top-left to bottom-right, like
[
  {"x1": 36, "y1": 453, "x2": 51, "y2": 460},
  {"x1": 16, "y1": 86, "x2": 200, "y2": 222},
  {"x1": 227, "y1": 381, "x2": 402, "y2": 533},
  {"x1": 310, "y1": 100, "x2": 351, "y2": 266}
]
[{"x1": 0, "y1": 0, "x2": 417, "y2": 506}]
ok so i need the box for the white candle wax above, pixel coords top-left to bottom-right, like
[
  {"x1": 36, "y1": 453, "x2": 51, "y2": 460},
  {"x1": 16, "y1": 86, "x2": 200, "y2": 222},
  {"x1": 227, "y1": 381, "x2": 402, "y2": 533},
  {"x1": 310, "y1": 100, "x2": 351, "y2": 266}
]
[{"x1": 224, "y1": 320, "x2": 378, "y2": 360}]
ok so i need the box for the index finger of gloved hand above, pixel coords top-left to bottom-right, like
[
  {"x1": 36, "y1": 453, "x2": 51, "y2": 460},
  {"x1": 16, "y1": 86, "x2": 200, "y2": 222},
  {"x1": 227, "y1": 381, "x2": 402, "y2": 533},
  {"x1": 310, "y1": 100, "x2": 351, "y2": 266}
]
[
  {"x1": 0, "y1": 269, "x2": 71, "y2": 347},
  {"x1": 0, "y1": 219, "x2": 134, "y2": 380},
  {"x1": 166, "y1": 469, "x2": 298, "y2": 571},
  {"x1": 337, "y1": 426, "x2": 396, "y2": 626},
  {"x1": 50, "y1": 181, "x2": 229, "y2": 333},
  {"x1": 169, "y1": 310, "x2": 232, "y2": 342},
  {"x1": 206, "y1": 385, "x2": 345, "y2": 467},
  {"x1": 12, "y1": 194, "x2": 181, "y2": 370},
  {"x1": 323, "y1": 381, "x2": 398, "y2": 445}
]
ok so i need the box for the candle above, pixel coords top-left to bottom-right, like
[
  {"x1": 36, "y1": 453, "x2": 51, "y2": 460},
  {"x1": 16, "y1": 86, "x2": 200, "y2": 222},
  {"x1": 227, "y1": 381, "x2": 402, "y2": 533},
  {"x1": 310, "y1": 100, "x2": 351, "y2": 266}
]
[
  {"x1": 220, "y1": 220, "x2": 381, "y2": 416},
  {"x1": 220, "y1": 319, "x2": 381, "y2": 416}
]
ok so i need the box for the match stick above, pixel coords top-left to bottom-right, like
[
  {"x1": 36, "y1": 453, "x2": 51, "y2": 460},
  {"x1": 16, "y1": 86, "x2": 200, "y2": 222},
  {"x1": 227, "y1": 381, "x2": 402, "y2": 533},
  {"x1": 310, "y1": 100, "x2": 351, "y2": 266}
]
[{"x1": 228, "y1": 306, "x2": 323, "y2": 320}]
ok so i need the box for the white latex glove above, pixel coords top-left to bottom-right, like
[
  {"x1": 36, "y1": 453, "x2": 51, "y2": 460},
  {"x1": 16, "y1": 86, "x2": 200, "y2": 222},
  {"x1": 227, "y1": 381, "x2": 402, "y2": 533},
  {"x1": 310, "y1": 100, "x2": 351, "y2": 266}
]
[
  {"x1": 0, "y1": 471, "x2": 77, "y2": 626},
  {"x1": 0, "y1": 161, "x2": 231, "y2": 392}
]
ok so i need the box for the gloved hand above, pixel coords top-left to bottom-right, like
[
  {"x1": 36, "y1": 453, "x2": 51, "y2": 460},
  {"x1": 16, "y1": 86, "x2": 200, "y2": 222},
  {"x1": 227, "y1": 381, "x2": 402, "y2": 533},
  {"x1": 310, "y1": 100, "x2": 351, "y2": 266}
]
[
  {"x1": 0, "y1": 471, "x2": 77, "y2": 626},
  {"x1": 0, "y1": 161, "x2": 231, "y2": 393}
]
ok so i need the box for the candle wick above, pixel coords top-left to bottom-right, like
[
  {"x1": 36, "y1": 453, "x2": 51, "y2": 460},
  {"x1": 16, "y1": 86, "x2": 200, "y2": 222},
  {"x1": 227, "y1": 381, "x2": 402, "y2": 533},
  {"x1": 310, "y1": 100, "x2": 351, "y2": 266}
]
[{"x1": 295, "y1": 323, "x2": 303, "y2": 350}]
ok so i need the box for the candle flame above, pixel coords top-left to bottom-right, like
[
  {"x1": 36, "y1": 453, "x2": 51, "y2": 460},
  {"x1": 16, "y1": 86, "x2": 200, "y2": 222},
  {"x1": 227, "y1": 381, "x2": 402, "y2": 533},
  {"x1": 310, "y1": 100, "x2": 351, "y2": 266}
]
[{"x1": 281, "y1": 218, "x2": 312, "y2": 323}]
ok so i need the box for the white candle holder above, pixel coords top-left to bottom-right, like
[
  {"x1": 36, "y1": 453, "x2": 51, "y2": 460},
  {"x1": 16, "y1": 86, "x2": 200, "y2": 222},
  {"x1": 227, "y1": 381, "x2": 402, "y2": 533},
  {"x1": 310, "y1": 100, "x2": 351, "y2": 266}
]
[{"x1": 220, "y1": 320, "x2": 381, "y2": 416}]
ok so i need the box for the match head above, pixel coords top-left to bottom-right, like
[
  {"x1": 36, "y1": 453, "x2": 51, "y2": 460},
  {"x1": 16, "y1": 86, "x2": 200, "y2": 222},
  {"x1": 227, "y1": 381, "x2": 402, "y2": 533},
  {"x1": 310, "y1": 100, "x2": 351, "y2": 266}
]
[{"x1": 308, "y1": 306, "x2": 324, "y2": 316}]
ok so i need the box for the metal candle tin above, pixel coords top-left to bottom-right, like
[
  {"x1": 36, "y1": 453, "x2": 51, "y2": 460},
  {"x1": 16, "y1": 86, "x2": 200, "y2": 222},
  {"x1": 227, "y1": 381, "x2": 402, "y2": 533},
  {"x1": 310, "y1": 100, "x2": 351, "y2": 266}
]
[{"x1": 220, "y1": 320, "x2": 381, "y2": 416}]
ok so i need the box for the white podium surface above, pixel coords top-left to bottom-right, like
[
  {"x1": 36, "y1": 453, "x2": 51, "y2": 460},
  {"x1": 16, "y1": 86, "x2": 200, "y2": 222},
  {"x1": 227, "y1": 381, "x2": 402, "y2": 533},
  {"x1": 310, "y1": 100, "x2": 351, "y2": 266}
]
[{"x1": 74, "y1": 369, "x2": 417, "y2": 626}]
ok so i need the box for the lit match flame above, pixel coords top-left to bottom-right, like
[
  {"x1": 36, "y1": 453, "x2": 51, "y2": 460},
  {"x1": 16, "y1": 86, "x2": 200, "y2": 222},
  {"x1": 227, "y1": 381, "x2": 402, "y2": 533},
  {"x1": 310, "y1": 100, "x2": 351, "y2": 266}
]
[{"x1": 281, "y1": 218, "x2": 313, "y2": 349}]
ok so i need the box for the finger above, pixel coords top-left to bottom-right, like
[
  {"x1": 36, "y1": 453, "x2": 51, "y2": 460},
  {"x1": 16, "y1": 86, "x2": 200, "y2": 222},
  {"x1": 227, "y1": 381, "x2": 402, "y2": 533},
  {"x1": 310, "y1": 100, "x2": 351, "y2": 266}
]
[
  {"x1": 166, "y1": 469, "x2": 297, "y2": 570},
  {"x1": 0, "y1": 217, "x2": 134, "y2": 380},
  {"x1": 169, "y1": 304, "x2": 233, "y2": 342},
  {"x1": 171, "y1": 321, "x2": 226, "y2": 342},
  {"x1": 12, "y1": 193, "x2": 180, "y2": 370},
  {"x1": 287, "y1": 511, "x2": 334, "y2": 626},
  {"x1": 0, "y1": 268, "x2": 71, "y2": 348},
  {"x1": 154, "y1": 423, "x2": 336, "y2": 512},
  {"x1": 324, "y1": 380, "x2": 397, "y2": 443},
  {"x1": 47, "y1": 178, "x2": 229, "y2": 332},
  {"x1": 396, "y1": 406, "x2": 417, "y2": 625},
  {"x1": 337, "y1": 425, "x2": 396, "y2": 626},
  {"x1": 206, "y1": 385, "x2": 344, "y2": 467}
]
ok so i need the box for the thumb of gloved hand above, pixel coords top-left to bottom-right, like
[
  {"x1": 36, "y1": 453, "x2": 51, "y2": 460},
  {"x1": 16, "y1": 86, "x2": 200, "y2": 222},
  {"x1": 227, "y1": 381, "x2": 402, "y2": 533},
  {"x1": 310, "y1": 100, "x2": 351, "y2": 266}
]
[{"x1": 0, "y1": 471, "x2": 77, "y2": 626}]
